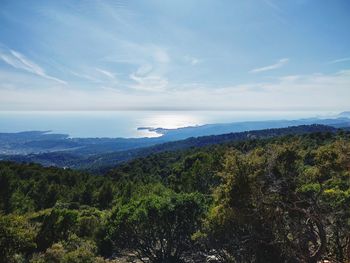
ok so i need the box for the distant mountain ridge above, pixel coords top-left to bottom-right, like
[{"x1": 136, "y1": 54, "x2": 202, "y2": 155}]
[
  {"x1": 338, "y1": 111, "x2": 350, "y2": 118},
  {"x1": 0, "y1": 124, "x2": 342, "y2": 171},
  {"x1": 1, "y1": 115, "x2": 349, "y2": 157},
  {"x1": 147, "y1": 117, "x2": 350, "y2": 140}
]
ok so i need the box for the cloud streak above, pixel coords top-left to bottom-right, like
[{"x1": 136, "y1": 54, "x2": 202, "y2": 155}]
[
  {"x1": 250, "y1": 58, "x2": 289, "y2": 73},
  {"x1": 1, "y1": 69, "x2": 349, "y2": 111},
  {"x1": 0, "y1": 48, "x2": 66, "y2": 85},
  {"x1": 129, "y1": 72, "x2": 168, "y2": 92},
  {"x1": 0, "y1": 1, "x2": 349, "y2": 112},
  {"x1": 184, "y1": 56, "x2": 201, "y2": 66},
  {"x1": 263, "y1": 0, "x2": 282, "y2": 12},
  {"x1": 95, "y1": 68, "x2": 117, "y2": 79},
  {"x1": 328, "y1": 57, "x2": 350, "y2": 64}
]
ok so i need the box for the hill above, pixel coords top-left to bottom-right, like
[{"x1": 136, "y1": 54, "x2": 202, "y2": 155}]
[
  {"x1": 0, "y1": 124, "x2": 339, "y2": 171},
  {"x1": 1, "y1": 129, "x2": 350, "y2": 262},
  {"x1": 1, "y1": 116, "x2": 349, "y2": 157}
]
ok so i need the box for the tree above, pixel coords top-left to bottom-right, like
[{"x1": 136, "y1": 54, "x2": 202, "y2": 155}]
[
  {"x1": 0, "y1": 168, "x2": 15, "y2": 213},
  {"x1": 204, "y1": 148, "x2": 285, "y2": 263},
  {"x1": 81, "y1": 185, "x2": 93, "y2": 206},
  {"x1": 0, "y1": 214, "x2": 36, "y2": 263},
  {"x1": 36, "y1": 209, "x2": 78, "y2": 251},
  {"x1": 97, "y1": 182, "x2": 114, "y2": 209},
  {"x1": 205, "y1": 144, "x2": 331, "y2": 262},
  {"x1": 108, "y1": 190, "x2": 207, "y2": 263},
  {"x1": 30, "y1": 235, "x2": 99, "y2": 263},
  {"x1": 179, "y1": 152, "x2": 219, "y2": 194}
]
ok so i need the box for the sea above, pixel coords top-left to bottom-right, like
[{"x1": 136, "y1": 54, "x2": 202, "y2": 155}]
[{"x1": 0, "y1": 110, "x2": 338, "y2": 138}]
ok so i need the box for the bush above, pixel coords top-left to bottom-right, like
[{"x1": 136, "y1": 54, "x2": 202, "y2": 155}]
[
  {"x1": 108, "y1": 190, "x2": 207, "y2": 263},
  {"x1": 0, "y1": 214, "x2": 36, "y2": 263}
]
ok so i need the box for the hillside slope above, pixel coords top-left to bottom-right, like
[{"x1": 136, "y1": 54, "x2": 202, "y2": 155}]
[
  {"x1": 1, "y1": 129, "x2": 349, "y2": 262},
  {"x1": 1, "y1": 124, "x2": 338, "y2": 171}
]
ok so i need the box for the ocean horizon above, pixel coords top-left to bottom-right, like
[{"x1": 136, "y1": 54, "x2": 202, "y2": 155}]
[{"x1": 0, "y1": 110, "x2": 339, "y2": 138}]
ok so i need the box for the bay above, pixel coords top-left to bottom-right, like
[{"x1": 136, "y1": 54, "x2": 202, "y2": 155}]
[{"x1": 0, "y1": 110, "x2": 337, "y2": 138}]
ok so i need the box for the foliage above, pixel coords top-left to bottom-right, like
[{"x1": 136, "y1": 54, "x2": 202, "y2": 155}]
[
  {"x1": 30, "y1": 235, "x2": 99, "y2": 263},
  {"x1": 206, "y1": 137, "x2": 350, "y2": 262},
  {"x1": 0, "y1": 214, "x2": 36, "y2": 263},
  {"x1": 108, "y1": 189, "x2": 207, "y2": 263},
  {"x1": 0, "y1": 128, "x2": 349, "y2": 262}
]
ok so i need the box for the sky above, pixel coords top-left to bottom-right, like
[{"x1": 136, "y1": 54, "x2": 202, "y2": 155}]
[{"x1": 0, "y1": 0, "x2": 350, "y2": 111}]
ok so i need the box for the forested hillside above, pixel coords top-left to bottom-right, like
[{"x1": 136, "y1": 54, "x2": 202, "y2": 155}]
[
  {"x1": 1, "y1": 130, "x2": 350, "y2": 262},
  {"x1": 1, "y1": 124, "x2": 339, "y2": 171}
]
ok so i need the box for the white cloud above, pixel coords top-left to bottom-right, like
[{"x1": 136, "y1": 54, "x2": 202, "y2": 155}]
[
  {"x1": 70, "y1": 71, "x2": 100, "y2": 82},
  {"x1": 129, "y1": 73, "x2": 168, "y2": 92},
  {"x1": 250, "y1": 58, "x2": 289, "y2": 73},
  {"x1": 263, "y1": 0, "x2": 282, "y2": 12},
  {"x1": 153, "y1": 48, "x2": 170, "y2": 64},
  {"x1": 127, "y1": 49, "x2": 170, "y2": 91},
  {"x1": 136, "y1": 64, "x2": 153, "y2": 75},
  {"x1": 184, "y1": 56, "x2": 201, "y2": 65},
  {"x1": 95, "y1": 68, "x2": 117, "y2": 79},
  {"x1": 0, "y1": 49, "x2": 66, "y2": 85},
  {"x1": 1, "y1": 69, "x2": 349, "y2": 111},
  {"x1": 328, "y1": 57, "x2": 350, "y2": 64}
]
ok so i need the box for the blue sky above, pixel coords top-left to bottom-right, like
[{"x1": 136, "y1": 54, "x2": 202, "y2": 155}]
[{"x1": 0, "y1": 0, "x2": 349, "y2": 111}]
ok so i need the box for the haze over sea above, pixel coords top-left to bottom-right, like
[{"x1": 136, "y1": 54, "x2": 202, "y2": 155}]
[{"x1": 0, "y1": 110, "x2": 338, "y2": 138}]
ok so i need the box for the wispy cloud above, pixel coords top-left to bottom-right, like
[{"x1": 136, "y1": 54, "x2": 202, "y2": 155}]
[
  {"x1": 129, "y1": 63, "x2": 168, "y2": 92},
  {"x1": 250, "y1": 58, "x2": 289, "y2": 73},
  {"x1": 129, "y1": 72, "x2": 168, "y2": 92},
  {"x1": 95, "y1": 68, "x2": 117, "y2": 79},
  {"x1": 0, "y1": 1, "x2": 348, "y2": 112},
  {"x1": 0, "y1": 48, "x2": 66, "y2": 85},
  {"x1": 153, "y1": 48, "x2": 170, "y2": 64},
  {"x1": 2, "y1": 68, "x2": 349, "y2": 111},
  {"x1": 328, "y1": 57, "x2": 350, "y2": 64},
  {"x1": 70, "y1": 70, "x2": 100, "y2": 82},
  {"x1": 261, "y1": 0, "x2": 288, "y2": 24},
  {"x1": 184, "y1": 56, "x2": 201, "y2": 66},
  {"x1": 263, "y1": 0, "x2": 282, "y2": 12}
]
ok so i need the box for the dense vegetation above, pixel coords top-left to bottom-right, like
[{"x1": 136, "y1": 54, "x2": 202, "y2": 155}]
[
  {"x1": 0, "y1": 129, "x2": 350, "y2": 262},
  {"x1": 1, "y1": 124, "x2": 338, "y2": 171}
]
